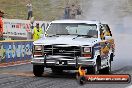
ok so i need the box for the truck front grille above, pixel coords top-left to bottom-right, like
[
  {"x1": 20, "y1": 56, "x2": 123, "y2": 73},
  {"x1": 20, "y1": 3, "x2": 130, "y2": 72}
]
[{"x1": 44, "y1": 44, "x2": 81, "y2": 58}]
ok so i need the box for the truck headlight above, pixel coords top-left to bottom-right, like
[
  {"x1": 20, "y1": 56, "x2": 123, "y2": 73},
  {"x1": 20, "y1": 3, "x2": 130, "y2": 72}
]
[
  {"x1": 82, "y1": 47, "x2": 92, "y2": 58},
  {"x1": 83, "y1": 47, "x2": 91, "y2": 53},
  {"x1": 35, "y1": 45, "x2": 42, "y2": 51}
]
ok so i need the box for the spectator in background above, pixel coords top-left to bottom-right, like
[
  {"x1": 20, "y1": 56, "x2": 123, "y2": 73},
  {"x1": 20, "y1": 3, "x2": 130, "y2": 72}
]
[
  {"x1": 76, "y1": 5, "x2": 82, "y2": 19},
  {"x1": 69, "y1": 3, "x2": 78, "y2": 19},
  {"x1": 64, "y1": 4, "x2": 70, "y2": 19},
  {"x1": 26, "y1": 1, "x2": 33, "y2": 20},
  {"x1": 63, "y1": 3, "x2": 82, "y2": 19}
]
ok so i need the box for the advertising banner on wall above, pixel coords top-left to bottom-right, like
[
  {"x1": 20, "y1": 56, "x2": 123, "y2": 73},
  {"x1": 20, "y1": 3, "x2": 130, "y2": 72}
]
[
  {"x1": 3, "y1": 19, "x2": 49, "y2": 40},
  {"x1": 3, "y1": 19, "x2": 31, "y2": 38},
  {"x1": 0, "y1": 40, "x2": 33, "y2": 63}
]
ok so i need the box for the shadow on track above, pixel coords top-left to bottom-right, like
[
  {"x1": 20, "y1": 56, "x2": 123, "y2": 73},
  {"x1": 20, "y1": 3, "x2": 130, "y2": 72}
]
[{"x1": 42, "y1": 70, "x2": 77, "y2": 79}]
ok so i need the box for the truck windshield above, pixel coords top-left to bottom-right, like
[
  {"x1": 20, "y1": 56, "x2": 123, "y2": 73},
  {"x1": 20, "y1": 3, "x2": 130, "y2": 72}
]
[{"x1": 46, "y1": 23, "x2": 98, "y2": 38}]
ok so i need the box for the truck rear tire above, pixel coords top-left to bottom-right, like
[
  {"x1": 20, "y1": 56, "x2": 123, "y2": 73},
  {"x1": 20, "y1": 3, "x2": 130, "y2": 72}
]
[{"x1": 33, "y1": 65, "x2": 44, "y2": 77}]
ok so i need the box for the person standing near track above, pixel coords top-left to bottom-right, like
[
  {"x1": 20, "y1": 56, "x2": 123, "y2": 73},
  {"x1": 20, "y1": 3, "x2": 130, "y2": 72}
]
[
  {"x1": 32, "y1": 23, "x2": 43, "y2": 41},
  {"x1": 26, "y1": 0, "x2": 33, "y2": 20},
  {"x1": 69, "y1": 3, "x2": 77, "y2": 19},
  {"x1": 64, "y1": 4, "x2": 70, "y2": 19}
]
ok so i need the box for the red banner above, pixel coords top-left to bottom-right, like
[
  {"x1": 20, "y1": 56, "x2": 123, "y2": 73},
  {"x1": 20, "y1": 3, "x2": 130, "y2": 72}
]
[{"x1": 0, "y1": 17, "x2": 3, "y2": 38}]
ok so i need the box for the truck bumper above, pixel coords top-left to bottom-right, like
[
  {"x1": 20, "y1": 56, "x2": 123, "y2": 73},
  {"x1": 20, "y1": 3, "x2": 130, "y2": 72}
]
[{"x1": 31, "y1": 56, "x2": 95, "y2": 68}]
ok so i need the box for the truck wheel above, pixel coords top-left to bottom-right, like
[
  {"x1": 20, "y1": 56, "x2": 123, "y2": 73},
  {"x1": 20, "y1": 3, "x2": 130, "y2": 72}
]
[
  {"x1": 51, "y1": 68, "x2": 63, "y2": 74},
  {"x1": 87, "y1": 59, "x2": 100, "y2": 74},
  {"x1": 87, "y1": 64, "x2": 99, "y2": 74},
  {"x1": 33, "y1": 65, "x2": 44, "y2": 77}
]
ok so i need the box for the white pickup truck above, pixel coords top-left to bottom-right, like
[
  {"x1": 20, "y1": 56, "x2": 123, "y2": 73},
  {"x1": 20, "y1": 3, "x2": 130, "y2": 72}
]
[{"x1": 31, "y1": 20, "x2": 115, "y2": 76}]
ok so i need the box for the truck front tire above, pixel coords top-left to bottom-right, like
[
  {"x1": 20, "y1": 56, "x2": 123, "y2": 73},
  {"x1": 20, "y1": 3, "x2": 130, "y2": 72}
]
[
  {"x1": 86, "y1": 64, "x2": 99, "y2": 74},
  {"x1": 87, "y1": 57, "x2": 100, "y2": 74},
  {"x1": 33, "y1": 65, "x2": 44, "y2": 77}
]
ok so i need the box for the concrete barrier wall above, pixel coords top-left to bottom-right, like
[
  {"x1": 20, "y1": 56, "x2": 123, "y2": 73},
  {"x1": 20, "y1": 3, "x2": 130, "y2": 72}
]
[{"x1": 0, "y1": 40, "x2": 33, "y2": 64}]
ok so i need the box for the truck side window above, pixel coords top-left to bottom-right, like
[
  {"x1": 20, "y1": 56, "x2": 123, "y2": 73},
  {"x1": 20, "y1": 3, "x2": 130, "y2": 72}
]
[
  {"x1": 103, "y1": 26, "x2": 110, "y2": 37},
  {"x1": 106, "y1": 25, "x2": 112, "y2": 36},
  {"x1": 100, "y1": 26, "x2": 105, "y2": 40},
  {"x1": 100, "y1": 24, "x2": 113, "y2": 40}
]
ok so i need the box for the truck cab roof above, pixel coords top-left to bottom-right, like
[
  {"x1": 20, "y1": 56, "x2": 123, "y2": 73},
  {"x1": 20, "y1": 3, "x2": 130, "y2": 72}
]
[{"x1": 51, "y1": 19, "x2": 101, "y2": 25}]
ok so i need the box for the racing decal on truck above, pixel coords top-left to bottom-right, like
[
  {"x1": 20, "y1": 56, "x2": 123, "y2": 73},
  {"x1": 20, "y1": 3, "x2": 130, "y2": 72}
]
[{"x1": 100, "y1": 42, "x2": 110, "y2": 58}]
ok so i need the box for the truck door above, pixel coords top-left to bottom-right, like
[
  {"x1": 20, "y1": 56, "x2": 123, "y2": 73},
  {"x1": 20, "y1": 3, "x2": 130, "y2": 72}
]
[{"x1": 99, "y1": 25, "x2": 111, "y2": 67}]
